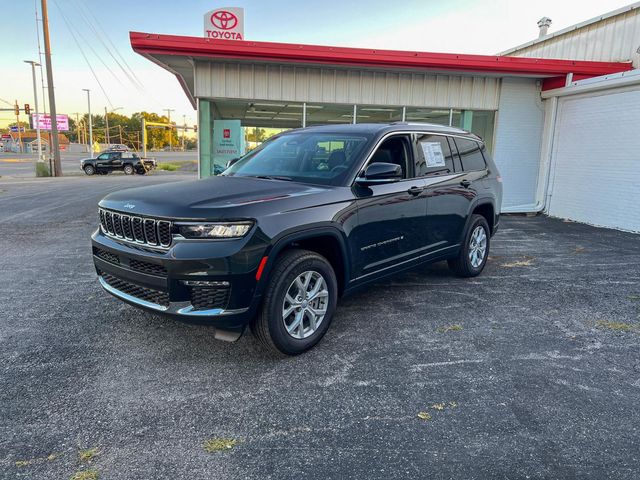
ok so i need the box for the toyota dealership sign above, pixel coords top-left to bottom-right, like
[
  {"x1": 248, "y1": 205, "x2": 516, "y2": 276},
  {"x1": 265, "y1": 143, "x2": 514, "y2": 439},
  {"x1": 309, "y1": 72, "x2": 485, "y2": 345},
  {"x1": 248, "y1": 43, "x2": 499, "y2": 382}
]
[{"x1": 204, "y1": 7, "x2": 244, "y2": 40}]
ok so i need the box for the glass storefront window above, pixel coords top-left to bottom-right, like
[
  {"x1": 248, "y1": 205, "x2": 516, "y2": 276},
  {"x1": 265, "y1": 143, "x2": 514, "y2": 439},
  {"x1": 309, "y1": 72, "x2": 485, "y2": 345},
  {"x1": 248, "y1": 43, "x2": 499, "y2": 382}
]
[
  {"x1": 458, "y1": 110, "x2": 495, "y2": 154},
  {"x1": 404, "y1": 108, "x2": 451, "y2": 125},
  {"x1": 356, "y1": 105, "x2": 403, "y2": 123},
  {"x1": 305, "y1": 103, "x2": 354, "y2": 126}
]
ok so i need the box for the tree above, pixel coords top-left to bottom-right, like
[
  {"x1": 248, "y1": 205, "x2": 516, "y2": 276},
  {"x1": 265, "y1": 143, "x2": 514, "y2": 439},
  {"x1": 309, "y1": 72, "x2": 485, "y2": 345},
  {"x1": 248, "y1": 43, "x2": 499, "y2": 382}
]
[{"x1": 246, "y1": 127, "x2": 267, "y2": 143}]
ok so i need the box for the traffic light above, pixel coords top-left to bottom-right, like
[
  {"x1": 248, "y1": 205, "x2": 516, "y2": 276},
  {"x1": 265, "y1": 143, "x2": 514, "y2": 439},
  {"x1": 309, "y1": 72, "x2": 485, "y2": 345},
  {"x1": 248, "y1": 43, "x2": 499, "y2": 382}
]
[
  {"x1": 24, "y1": 104, "x2": 30, "y2": 115},
  {"x1": 14, "y1": 104, "x2": 19, "y2": 116}
]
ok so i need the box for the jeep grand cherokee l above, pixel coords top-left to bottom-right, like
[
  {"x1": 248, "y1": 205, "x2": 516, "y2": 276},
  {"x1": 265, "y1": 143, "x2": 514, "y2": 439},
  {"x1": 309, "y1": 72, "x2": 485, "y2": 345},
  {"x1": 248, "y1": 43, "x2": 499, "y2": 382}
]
[{"x1": 92, "y1": 123, "x2": 502, "y2": 355}]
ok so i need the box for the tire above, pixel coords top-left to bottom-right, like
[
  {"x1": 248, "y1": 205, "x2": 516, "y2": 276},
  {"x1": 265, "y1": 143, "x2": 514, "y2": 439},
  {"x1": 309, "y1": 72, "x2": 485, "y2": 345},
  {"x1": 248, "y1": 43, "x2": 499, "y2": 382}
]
[
  {"x1": 251, "y1": 249, "x2": 338, "y2": 355},
  {"x1": 83, "y1": 165, "x2": 95, "y2": 175},
  {"x1": 123, "y1": 164, "x2": 135, "y2": 175},
  {"x1": 448, "y1": 214, "x2": 490, "y2": 278}
]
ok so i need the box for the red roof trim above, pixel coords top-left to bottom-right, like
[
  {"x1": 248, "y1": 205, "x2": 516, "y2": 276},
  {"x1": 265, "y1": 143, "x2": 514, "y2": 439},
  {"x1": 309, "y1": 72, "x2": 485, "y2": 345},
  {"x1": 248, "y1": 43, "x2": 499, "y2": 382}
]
[{"x1": 130, "y1": 31, "x2": 632, "y2": 77}]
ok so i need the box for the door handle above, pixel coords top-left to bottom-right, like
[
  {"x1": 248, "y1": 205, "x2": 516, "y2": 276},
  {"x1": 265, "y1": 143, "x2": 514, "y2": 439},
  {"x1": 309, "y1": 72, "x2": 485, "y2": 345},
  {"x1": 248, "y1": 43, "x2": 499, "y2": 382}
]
[
  {"x1": 407, "y1": 186, "x2": 424, "y2": 196},
  {"x1": 460, "y1": 179, "x2": 471, "y2": 188}
]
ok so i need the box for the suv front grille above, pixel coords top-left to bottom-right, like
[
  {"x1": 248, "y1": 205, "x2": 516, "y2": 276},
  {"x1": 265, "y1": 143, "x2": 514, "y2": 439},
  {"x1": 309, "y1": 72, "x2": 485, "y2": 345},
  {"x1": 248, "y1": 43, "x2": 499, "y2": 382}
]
[
  {"x1": 99, "y1": 208, "x2": 172, "y2": 248},
  {"x1": 93, "y1": 247, "x2": 120, "y2": 265},
  {"x1": 100, "y1": 271, "x2": 169, "y2": 307},
  {"x1": 129, "y1": 259, "x2": 168, "y2": 277},
  {"x1": 189, "y1": 286, "x2": 230, "y2": 311}
]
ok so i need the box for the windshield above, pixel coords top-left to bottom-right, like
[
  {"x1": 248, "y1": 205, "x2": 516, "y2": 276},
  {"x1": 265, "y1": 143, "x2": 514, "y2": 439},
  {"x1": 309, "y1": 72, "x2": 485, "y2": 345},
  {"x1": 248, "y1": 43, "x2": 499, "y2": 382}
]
[{"x1": 222, "y1": 132, "x2": 371, "y2": 186}]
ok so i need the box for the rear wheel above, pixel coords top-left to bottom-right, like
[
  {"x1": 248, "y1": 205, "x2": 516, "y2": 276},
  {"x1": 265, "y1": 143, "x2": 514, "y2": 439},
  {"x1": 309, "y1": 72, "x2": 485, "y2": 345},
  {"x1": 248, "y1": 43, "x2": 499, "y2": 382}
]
[
  {"x1": 448, "y1": 214, "x2": 490, "y2": 277},
  {"x1": 251, "y1": 249, "x2": 338, "y2": 355},
  {"x1": 123, "y1": 164, "x2": 135, "y2": 175},
  {"x1": 83, "y1": 165, "x2": 95, "y2": 175}
]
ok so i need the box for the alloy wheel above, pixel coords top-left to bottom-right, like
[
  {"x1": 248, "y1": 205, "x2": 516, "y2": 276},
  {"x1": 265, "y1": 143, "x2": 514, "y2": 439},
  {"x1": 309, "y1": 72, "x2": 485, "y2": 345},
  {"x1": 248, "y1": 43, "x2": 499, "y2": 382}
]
[
  {"x1": 468, "y1": 225, "x2": 487, "y2": 268},
  {"x1": 282, "y1": 270, "x2": 329, "y2": 339}
]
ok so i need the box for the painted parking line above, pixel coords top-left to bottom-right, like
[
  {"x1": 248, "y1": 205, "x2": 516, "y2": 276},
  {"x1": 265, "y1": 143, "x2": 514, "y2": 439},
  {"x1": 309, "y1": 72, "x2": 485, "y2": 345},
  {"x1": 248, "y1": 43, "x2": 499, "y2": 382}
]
[{"x1": 0, "y1": 158, "x2": 31, "y2": 163}]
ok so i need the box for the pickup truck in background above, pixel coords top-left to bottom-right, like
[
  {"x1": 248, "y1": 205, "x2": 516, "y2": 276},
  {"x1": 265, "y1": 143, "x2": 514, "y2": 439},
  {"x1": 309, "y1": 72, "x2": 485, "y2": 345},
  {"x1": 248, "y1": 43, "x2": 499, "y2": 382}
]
[{"x1": 81, "y1": 151, "x2": 156, "y2": 175}]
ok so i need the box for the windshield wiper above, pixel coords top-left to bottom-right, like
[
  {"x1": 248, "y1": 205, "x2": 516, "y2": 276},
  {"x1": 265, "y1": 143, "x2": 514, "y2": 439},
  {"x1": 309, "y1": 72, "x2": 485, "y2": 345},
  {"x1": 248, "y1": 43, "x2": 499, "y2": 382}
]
[{"x1": 249, "y1": 175, "x2": 293, "y2": 181}]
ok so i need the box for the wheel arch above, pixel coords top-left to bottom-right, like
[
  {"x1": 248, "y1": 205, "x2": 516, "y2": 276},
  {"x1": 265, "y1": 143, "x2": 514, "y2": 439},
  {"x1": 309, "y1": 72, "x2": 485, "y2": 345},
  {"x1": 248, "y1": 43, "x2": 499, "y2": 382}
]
[{"x1": 257, "y1": 226, "x2": 350, "y2": 297}]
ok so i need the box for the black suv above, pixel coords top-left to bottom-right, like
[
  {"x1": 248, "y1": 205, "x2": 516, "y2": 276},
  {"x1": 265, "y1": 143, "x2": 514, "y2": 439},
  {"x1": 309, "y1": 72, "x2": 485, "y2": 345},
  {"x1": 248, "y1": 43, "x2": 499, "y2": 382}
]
[
  {"x1": 92, "y1": 123, "x2": 502, "y2": 354},
  {"x1": 82, "y1": 151, "x2": 156, "y2": 175}
]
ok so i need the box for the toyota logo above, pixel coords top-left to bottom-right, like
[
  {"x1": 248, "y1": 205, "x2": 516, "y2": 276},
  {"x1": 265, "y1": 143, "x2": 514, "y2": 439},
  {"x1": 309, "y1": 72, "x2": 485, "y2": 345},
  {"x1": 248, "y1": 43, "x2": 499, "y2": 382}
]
[{"x1": 211, "y1": 10, "x2": 238, "y2": 30}]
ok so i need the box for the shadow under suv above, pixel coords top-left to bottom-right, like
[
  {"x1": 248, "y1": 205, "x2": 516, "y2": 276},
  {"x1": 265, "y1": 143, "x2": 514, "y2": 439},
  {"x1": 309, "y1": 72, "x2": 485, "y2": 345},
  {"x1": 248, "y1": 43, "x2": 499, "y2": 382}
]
[{"x1": 92, "y1": 123, "x2": 502, "y2": 354}]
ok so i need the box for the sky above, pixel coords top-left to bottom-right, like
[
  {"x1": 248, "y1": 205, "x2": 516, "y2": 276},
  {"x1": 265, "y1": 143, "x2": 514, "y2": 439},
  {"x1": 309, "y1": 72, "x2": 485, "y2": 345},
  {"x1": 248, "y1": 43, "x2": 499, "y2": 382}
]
[{"x1": 0, "y1": 0, "x2": 633, "y2": 128}]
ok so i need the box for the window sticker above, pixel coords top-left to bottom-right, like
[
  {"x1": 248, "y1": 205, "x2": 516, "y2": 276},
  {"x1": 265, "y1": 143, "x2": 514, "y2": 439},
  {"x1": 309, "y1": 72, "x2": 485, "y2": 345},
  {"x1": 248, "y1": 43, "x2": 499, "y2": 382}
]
[{"x1": 421, "y1": 142, "x2": 445, "y2": 168}]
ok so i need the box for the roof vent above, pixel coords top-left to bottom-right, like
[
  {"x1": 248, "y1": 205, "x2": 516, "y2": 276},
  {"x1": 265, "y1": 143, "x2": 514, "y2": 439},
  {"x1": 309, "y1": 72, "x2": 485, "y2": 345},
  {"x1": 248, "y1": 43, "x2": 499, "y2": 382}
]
[{"x1": 537, "y1": 17, "x2": 552, "y2": 38}]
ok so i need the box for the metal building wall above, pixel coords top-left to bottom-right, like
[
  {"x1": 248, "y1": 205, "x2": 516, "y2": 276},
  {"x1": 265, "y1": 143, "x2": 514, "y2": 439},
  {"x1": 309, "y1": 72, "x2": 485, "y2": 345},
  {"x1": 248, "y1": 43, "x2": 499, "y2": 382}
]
[
  {"x1": 501, "y1": 4, "x2": 640, "y2": 67},
  {"x1": 194, "y1": 61, "x2": 502, "y2": 110}
]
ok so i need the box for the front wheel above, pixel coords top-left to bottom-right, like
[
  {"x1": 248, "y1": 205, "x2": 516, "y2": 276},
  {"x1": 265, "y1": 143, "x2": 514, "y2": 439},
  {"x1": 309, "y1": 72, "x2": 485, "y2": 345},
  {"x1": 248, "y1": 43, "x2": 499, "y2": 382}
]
[
  {"x1": 123, "y1": 164, "x2": 135, "y2": 175},
  {"x1": 83, "y1": 165, "x2": 95, "y2": 175},
  {"x1": 251, "y1": 249, "x2": 338, "y2": 355},
  {"x1": 448, "y1": 214, "x2": 490, "y2": 277}
]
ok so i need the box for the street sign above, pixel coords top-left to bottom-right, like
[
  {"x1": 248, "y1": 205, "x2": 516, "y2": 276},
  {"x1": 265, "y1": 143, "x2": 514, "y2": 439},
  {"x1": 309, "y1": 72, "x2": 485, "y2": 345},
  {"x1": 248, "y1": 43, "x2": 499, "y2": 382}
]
[{"x1": 9, "y1": 126, "x2": 25, "y2": 133}]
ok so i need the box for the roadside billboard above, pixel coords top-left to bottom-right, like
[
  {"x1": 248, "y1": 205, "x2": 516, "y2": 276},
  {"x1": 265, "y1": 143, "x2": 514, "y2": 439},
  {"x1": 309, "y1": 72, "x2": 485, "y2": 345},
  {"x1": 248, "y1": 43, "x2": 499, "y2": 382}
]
[
  {"x1": 204, "y1": 7, "x2": 244, "y2": 40},
  {"x1": 31, "y1": 114, "x2": 69, "y2": 131}
]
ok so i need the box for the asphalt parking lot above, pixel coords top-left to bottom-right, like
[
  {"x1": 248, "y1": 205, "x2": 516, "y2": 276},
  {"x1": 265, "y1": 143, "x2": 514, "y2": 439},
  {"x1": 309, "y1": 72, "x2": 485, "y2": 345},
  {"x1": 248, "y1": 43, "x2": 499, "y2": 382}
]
[{"x1": 1, "y1": 175, "x2": 640, "y2": 479}]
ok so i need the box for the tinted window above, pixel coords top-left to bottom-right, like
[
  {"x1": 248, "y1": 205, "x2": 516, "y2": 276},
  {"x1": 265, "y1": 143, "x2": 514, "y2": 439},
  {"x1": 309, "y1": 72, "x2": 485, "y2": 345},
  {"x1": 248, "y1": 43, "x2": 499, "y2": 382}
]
[
  {"x1": 369, "y1": 135, "x2": 411, "y2": 179},
  {"x1": 414, "y1": 134, "x2": 454, "y2": 176},
  {"x1": 454, "y1": 138, "x2": 486, "y2": 172},
  {"x1": 223, "y1": 132, "x2": 371, "y2": 186}
]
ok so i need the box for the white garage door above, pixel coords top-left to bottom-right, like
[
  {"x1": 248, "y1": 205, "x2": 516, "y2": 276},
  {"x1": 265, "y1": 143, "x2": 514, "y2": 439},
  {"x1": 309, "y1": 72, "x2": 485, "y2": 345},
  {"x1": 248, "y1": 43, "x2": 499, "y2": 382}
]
[{"x1": 548, "y1": 87, "x2": 640, "y2": 232}]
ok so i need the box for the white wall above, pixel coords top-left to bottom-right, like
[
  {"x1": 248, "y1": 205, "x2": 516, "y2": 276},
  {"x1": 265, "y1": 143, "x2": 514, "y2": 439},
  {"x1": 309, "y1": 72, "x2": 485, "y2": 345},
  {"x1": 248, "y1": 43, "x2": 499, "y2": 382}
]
[
  {"x1": 547, "y1": 85, "x2": 640, "y2": 232},
  {"x1": 194, "y1": 61, "x2": 502, "y2": 110},
  {"x1": 501, "y1": 3, "x2": 640, "y2": 67},
  {"x1": 492, "y1": 77, "x2": 545, "y2": 212}
]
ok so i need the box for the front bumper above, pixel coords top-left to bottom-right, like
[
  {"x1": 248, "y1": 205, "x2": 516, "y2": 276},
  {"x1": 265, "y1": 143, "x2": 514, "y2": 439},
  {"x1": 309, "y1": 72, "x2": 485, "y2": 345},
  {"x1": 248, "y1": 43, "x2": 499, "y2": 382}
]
[{"x1": 91, "y1": 228, "x2": 267, "y2": 338}]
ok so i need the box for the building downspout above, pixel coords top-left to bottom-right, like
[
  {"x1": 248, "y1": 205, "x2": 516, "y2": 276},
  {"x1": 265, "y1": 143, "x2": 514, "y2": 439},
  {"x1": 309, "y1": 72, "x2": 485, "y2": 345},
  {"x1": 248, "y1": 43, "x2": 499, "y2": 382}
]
[{"x1": 532, "y1": 95, "x2": 558, "y2": 213}]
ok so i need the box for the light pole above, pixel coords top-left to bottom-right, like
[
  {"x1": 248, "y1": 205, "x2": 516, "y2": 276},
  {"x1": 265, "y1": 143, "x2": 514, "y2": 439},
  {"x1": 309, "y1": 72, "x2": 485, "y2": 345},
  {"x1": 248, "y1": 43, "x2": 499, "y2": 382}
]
[
  {"x1": 104, "y1": 106, "x2": 122, "y2": 146},
  {"x1": 24, "y1": 60, "x2": 43, "y2": 163},
  {"x1": 83, "y1": 89, "x2": 93, "y2": 156},
  {"x1": 164, "y1": 108, "x2": 174, "y2": 151}
]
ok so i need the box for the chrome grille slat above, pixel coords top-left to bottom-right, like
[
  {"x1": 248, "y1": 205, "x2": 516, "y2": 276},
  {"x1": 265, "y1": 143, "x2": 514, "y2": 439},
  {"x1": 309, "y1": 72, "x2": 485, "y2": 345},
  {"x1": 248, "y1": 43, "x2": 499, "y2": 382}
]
[
  {"x1": 143, "y1": 219, "x2": 158, "y2": 245},
  {"x1": 99, "y1": 208, "x2": 172, "y2": 249}
]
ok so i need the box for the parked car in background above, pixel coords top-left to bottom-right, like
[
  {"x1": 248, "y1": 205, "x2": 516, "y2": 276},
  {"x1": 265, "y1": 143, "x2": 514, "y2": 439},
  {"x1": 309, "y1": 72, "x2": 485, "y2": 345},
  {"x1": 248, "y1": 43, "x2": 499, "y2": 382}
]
[
  {"x1": 108, "y1": 144, "x2": 129, "y2": 152},
  {"x1": 91, "y1": 123, "x2": 501, "y2": 354},
  {"x1": 81, "y1": 151, "x2": 156, "y2": 175}
]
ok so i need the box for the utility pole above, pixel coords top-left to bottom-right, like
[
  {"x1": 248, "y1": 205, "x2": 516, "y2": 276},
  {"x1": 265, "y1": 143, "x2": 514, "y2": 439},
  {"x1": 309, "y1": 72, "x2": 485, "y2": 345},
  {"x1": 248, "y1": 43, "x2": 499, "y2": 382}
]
[
  {"x1": 164, "y1": 108, "x2": 174, "y2": 151},
  {"x1": 182, "y1": 114, "x2": 186, "y2": 151},
  {"x1": 41, "y1": 0, "x2": 62, "y2": 176},
  {"x1": 73, "y1": 112, "x2": 80, "y2": 145},
  {"x1": 142, "y1": 118, "x2": 147, "y2": 158},
  {"x1": 14, "y1": 100, "x2": 23, "y2": 153},
  {"x1": 104, "y1": 106, "x2": 110, "y2": 146},
  {"x1": 83, "y1": 89, "x2": 93, "y2": 156},
  {"x1": 25, "y1": 61, "x2": 43, "y2": 163}
]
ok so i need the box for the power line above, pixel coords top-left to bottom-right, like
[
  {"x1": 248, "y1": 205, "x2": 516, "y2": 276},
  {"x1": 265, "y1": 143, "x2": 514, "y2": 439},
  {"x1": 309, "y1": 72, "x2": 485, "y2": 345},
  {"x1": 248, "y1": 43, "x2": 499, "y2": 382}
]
[
  {"x1": 68, "y1": 0, "x2": 141, "y2": 90},
  {"x1": 51, "y1": 0, "x2": 114, "y2": 108},
  {"x1": 70, "y1": 0, "x2": 144, "y2": 90},
  {"x1": 52, "y1": 0, "x2": 124, "y2": 89}
]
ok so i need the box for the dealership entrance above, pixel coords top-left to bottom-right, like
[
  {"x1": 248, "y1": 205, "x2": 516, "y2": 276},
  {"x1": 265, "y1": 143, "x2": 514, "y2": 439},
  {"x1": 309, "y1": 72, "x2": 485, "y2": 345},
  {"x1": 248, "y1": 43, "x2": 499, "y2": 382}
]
[{"x1": 130, "y1": 31, "x2": 629, "y2": 212}]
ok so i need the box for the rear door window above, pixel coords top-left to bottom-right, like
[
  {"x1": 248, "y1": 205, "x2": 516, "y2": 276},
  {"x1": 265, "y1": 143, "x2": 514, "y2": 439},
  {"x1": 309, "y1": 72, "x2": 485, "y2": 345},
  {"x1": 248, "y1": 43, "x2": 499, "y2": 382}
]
[
  {"x1": 413, "y1": 134, "x2": 455, "y2": 177},
  {"x1": 453, "y1": 138, "x2": 486, "y2": 172}
]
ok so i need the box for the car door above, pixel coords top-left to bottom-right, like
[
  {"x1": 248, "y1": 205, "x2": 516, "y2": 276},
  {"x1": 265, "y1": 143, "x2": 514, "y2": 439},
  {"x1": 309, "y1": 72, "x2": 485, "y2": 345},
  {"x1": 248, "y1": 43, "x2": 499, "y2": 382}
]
[
  {"x1": 110, "y1": 152, "x2": 123, "y2": 169},
  {"x1": 416, "y1": 133, "x2": 473, "y2": 253},
  {"x1": 95, "y1": 153, "x2": 110, "y2": 170},
  {"x1": 351, "y1": 134, "x2": 428, "y2": 281}
]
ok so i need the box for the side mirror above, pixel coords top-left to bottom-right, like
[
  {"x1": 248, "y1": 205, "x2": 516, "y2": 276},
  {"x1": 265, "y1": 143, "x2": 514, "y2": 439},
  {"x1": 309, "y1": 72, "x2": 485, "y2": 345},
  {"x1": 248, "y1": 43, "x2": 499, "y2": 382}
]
[{"x1": 356, "y1": 162, "x2": 402, "y2": 185}]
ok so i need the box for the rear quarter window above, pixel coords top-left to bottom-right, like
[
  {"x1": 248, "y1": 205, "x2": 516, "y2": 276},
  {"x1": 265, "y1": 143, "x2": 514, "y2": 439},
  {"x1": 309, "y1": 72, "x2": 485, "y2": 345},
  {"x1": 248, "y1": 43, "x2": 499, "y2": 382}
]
[{"x1": 454, "y1": 138, "x2": 486, "y2": 172}]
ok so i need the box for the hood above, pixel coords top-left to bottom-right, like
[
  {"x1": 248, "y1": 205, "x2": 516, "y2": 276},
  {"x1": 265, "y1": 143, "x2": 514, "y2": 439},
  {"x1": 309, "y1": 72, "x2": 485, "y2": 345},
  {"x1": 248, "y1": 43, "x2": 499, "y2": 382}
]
[{"x1": 98, "y1": 175, "x2": 342, "y2": 220}]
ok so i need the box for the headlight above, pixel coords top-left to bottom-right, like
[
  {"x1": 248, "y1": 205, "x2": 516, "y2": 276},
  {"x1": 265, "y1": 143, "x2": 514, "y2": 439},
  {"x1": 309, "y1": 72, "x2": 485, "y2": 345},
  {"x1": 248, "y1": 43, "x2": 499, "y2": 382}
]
[{"x1": 178, "y1": 221, "x2": 253, "y2": 239}]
